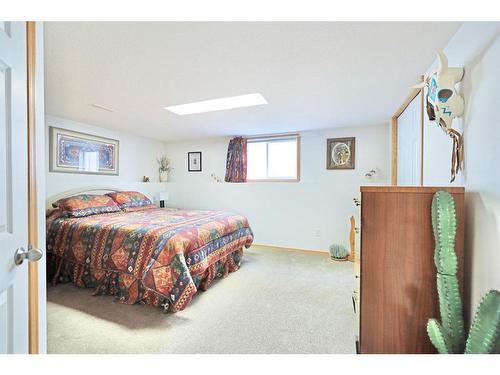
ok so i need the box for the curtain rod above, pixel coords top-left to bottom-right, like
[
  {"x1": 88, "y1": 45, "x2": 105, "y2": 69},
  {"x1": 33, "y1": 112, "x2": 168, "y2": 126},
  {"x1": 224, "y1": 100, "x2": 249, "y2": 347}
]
[{"x1": 243, "y1": 132, "x2": 300, "y2": 140}]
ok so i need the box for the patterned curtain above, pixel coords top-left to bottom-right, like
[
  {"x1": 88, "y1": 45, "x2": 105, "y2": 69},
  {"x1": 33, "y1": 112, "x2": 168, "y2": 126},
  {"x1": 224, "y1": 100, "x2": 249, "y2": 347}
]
[{"x1": 225, "y1": 137, "x2": 247, "y2": 183}]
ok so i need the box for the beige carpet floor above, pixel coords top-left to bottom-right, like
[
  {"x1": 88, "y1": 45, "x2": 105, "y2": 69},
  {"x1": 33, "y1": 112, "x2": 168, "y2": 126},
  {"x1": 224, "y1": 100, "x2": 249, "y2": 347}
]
[{"x1": 47, "y1": 245, "x2": 355, "y2": 354}]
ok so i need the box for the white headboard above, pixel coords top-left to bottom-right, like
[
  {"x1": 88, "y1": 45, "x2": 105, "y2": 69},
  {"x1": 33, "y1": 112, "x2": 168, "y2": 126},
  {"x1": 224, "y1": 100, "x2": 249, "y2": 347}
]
[{"x1": 46, "y1": 186, "x2": 123, "y2": 210}]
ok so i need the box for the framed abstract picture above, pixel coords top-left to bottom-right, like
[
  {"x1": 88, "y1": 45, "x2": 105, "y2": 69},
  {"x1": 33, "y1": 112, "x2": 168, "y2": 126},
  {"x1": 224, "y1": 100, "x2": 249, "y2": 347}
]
[
  {"x1": 326, "y1": 137, "x2": 355, "y2": 170},
  {"x1": 188, "y1": 152, "x2": 202, "y2": 172},
  {"x1": 49, "y1": 127, "x2": 119, "y2": 175}
]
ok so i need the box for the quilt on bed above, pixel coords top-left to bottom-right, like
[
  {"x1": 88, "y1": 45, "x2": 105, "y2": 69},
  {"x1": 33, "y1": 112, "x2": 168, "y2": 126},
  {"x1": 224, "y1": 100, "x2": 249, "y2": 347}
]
[{"x1": 46, "y1": 207, "x2": 253, "y2": 312}]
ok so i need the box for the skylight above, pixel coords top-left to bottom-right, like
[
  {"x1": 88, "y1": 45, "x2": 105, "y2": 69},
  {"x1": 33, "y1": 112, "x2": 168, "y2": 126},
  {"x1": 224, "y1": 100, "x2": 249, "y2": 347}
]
[{"x1": 164, "y1": 93, "x2": 267, "y2": 115}]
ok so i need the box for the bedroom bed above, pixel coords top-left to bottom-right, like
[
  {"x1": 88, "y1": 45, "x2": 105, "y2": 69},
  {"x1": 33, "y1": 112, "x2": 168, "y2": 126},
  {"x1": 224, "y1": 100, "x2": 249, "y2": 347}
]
[{"x1": 46, "y1": 189, "x2": 253, "y2": 312}]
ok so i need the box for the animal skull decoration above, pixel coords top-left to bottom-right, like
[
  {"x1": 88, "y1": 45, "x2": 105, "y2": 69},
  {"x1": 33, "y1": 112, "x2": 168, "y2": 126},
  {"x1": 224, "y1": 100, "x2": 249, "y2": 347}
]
[{"x1": 416, "y1": 51, "x2": 465, "y2": 182}]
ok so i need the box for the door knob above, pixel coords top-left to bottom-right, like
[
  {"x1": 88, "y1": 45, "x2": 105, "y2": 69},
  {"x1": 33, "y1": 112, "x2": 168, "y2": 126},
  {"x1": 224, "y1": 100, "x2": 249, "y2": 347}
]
[{"x1": 14, "y1": 245, "x2": 43, "y2": 265}]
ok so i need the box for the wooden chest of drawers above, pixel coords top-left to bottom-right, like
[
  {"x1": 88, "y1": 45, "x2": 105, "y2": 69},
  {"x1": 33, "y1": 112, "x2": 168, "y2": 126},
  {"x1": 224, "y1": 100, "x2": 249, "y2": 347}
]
[{"x1": 359, "y1": 186, "x2": 465, "y2": 354}]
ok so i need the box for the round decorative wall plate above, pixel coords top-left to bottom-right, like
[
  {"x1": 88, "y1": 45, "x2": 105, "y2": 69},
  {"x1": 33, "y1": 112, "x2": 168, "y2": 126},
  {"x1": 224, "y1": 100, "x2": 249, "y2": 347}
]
[
  {"x1": 326, "y1": 137, "x2": 355, "y2": 170},
  {"x1": 331, "y1": 142, "x2": 351, "y2": 166}
]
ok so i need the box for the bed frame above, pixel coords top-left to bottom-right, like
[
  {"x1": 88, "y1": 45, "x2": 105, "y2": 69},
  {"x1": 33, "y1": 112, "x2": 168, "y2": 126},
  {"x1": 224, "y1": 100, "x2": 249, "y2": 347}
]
[
  {"x1": 46, "y1": 186, "x2": 123, "y2": 210},
  {"x1": 45, "y1": 186, "x2": 251, "y2": 313}
]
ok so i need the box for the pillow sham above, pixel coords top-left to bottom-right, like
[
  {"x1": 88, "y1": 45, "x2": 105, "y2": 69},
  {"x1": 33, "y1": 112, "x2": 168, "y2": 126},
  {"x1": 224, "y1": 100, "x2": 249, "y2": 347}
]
[
  {"x1": 53, "y1": 194, "x2": 121, "y2": 218},
  {"x1": 106, "y1": 191, "x2": 153, "y2": 209}
]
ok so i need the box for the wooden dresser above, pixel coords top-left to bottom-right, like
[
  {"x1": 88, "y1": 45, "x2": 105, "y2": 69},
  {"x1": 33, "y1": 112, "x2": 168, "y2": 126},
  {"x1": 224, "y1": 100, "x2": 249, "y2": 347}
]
[{"x1": 359, "y1": 186, "x2": 465, "y2": 354}]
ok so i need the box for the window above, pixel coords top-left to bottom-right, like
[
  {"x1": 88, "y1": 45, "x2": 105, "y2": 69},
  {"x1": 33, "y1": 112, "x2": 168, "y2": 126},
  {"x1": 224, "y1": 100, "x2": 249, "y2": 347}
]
[{"x1": 247, "y1": 135, "x2": 300, "y2": 181}]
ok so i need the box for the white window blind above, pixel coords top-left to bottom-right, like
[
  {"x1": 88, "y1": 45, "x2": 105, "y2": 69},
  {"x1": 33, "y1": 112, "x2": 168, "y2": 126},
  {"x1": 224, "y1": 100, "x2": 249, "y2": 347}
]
[{"x1": 247, "y1": 135, "x2": 300, "y2": 181}]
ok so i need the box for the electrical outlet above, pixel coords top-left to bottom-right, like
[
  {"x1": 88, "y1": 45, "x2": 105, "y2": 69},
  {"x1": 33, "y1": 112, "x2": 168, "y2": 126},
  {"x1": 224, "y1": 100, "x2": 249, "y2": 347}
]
[{"x1": 314, "y1": 229, "x2": 321, "y2": 237}]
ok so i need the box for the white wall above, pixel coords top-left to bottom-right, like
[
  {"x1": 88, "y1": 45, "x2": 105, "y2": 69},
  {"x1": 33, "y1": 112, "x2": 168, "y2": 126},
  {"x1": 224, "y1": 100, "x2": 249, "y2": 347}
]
[
  {"x1": 45, "y1": 115, "x2": 168, "y2": 202},
  {"x1": 44, "y1": 119, "x2": 390, "y2": 253},
  {"x1": 420, "y1": 23, "x2": 500, "y2": 316},
  {"x1": 164, "y1": 124, "x2": 389, "y2": 252}
]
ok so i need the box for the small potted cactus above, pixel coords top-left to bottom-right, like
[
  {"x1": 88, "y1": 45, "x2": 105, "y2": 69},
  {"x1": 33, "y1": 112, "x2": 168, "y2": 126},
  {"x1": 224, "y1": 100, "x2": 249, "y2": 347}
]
[
  {"x1": 427, "y1": 190, "x2": 500, "y2": 354},
  {"x1": 329, "y1": 243, "x2": 349, "y2": 261}
]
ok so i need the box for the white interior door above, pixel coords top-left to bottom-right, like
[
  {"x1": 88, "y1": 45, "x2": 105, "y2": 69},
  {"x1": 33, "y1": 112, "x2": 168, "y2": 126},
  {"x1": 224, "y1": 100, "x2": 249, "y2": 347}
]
[
  {"x1": 0, "y1": 21, "x2": 29, "y2": 354},
  {"x1": 397, "y1": 92, "x2": 422, "y2": 186}
]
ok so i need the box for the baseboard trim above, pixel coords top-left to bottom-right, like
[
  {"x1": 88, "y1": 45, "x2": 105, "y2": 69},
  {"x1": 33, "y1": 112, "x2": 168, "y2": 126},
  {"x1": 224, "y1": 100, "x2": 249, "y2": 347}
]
[{"x1": 251, "y1": 243, "x2": 329, "y2": 256}]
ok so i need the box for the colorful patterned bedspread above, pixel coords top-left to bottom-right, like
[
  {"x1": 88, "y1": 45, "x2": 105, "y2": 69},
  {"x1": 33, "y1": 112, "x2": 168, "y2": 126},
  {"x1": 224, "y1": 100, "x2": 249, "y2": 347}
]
[{"x1": 46, "y1": 208, "x2": 253, "y2": 312}]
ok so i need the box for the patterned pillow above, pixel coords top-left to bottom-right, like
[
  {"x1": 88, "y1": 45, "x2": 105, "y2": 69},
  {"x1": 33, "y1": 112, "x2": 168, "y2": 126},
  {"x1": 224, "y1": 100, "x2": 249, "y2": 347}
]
[
  {"x1": 53, "y1": 194, "x2": 121, "y2": 218},
  {"x1": 106, "y1": 191, "x2": 153, "y2": 210}
]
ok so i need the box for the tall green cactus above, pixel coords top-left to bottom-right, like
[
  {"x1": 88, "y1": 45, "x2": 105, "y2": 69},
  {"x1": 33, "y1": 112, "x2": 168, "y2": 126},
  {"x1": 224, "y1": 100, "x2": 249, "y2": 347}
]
[
  {"x1": 428, "y1": 190, "x2": 500, "y2": 354},
  {"x1": 465, "y1": 290, "x2": 500, "y2": 353},
  {"x1": 428, "y1": 190, "x2": 465, "y2": 353},
  {"x1": 427, "y1": 319, "x2": 451, "y2": 353}
]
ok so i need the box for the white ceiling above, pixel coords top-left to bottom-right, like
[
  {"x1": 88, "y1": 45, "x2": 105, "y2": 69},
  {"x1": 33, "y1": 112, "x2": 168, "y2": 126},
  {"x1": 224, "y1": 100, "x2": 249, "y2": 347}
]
[{"x1": 44, "y1": 22, "x2": 461, "y2": 141}]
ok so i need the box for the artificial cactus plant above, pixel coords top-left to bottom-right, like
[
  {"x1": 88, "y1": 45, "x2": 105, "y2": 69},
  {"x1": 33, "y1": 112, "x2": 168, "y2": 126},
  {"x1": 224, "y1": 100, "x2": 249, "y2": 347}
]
[{"x1": 427, "y1": 190, "x2": 500, "y2": 354}]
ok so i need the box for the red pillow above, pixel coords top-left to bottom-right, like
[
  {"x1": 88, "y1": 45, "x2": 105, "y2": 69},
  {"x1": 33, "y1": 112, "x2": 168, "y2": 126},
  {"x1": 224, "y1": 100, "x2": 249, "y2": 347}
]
[
  {"x1": 53, "y1": 194, "x2": 121, "y2": 217},
  {"x1": 106, "y1": 191, "x2": 153, "y2": 209}
]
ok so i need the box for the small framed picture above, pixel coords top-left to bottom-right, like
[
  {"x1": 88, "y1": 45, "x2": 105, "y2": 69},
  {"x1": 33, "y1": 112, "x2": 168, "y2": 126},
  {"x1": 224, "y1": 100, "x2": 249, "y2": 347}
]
[
  {"x1": 327, "y1": 137, "x2": 355, "y2": 170},
  {"x1": 188, "y1": 152, "x2": 202, "y2": 172}
]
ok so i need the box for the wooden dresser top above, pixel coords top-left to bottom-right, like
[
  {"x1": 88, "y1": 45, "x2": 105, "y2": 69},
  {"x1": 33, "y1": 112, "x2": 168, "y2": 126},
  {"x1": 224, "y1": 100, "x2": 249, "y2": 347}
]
[{"x1": 360, "y1": 186, "x2": 465, "y2": 194}]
